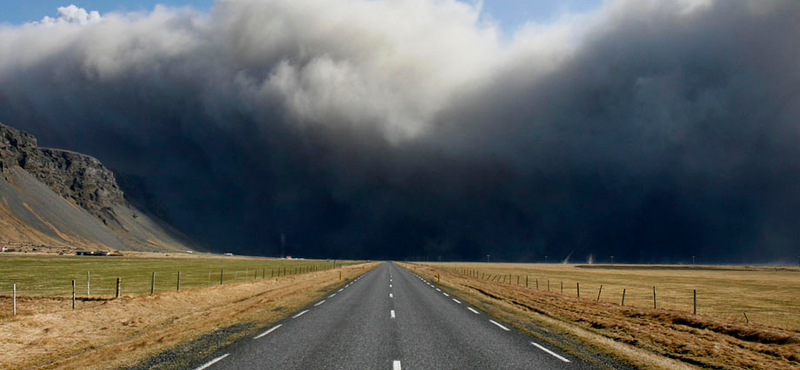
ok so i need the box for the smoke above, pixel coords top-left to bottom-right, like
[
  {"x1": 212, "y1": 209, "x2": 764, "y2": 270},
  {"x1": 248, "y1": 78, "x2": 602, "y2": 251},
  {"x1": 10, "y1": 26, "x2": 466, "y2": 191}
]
[{"x1": 0, "y1": 0, "x2": 797, "y2": 262}]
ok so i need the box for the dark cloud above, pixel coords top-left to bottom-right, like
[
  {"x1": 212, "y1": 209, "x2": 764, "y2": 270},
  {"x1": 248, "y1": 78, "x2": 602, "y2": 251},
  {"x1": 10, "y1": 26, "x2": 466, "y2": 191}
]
[{"x1": 0, "y1": 0, "x2": 797, "y2": 262}]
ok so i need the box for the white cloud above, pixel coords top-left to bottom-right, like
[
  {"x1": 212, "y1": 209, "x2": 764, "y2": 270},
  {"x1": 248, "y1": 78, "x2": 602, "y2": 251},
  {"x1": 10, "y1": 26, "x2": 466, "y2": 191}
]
[{"x1": 39, "y1": 4, "x2": 101, "y2": 25}]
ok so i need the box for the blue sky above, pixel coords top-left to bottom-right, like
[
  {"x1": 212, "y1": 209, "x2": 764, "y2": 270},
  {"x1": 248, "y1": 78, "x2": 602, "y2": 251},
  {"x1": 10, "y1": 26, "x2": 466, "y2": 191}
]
[{"x1": 1, "y1": 0, "x2": 603, "y2": 31}]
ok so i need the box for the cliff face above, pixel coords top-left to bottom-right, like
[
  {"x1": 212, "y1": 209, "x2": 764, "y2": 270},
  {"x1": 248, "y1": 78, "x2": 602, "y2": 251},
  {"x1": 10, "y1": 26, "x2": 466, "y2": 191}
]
[
  {"x1": 0, "y1": 123, "x2": 124, "y2": 216},
  {"x1": 0, "y1": 122, "x2": 192, "y2": 252}
]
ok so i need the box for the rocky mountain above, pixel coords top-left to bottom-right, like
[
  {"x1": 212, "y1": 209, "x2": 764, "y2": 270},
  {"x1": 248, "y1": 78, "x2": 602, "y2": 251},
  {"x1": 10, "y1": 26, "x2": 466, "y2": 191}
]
[{"x1": 0, "y1": 122, "x2": 193, "y2": 253}]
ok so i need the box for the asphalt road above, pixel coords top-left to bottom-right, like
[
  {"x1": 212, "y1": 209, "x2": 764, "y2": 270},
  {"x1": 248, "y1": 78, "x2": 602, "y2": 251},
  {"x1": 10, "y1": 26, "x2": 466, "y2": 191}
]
[{"x1": 196, "y1": 263, "x2": 601, "y2": 370}]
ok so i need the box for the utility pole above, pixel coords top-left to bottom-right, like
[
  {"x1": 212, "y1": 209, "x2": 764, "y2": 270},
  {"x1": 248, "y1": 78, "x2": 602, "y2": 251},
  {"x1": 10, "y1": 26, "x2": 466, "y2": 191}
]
[
  {"x1": 610, "y1": 256, "x2": 614, "y2": 265},
  {"x1": 438, "y1": 255, "x2": 441, "y2": 263},
  {"x1": 544, "y1": 255, "x2": 548, "y2": 264},
  {"x1": 487, "y1": 254, "x2": 490, "y2": 263},
  {"x1": 692, "y1": 256, "x2": 696, "y2": 266}
]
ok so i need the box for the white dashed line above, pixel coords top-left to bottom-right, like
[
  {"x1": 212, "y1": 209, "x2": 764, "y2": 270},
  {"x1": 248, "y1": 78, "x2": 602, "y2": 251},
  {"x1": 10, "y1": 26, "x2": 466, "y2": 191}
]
[
  {"x1": 393, "y1": 360, "x2": 402, "y2": 370},
  {"x1": 314, "y1": 300, "x2": 326, "y2": 307},
  {"x1": 389, "y1": 293, "x2": 393, "y2": 298},
  {"x1": 292, "y1": 310, "x2": 310, "y2": 318},
  {"x1": 467, "y1": 307, "x2": 480, "y2": 315},
  {"x1": 443, "y1": 293, "x2": 449, "y2": 297},
  {"x1": 253, "y1": 324, "x2": 282, "y2": 339},
  {"x1": 390, "y1": 310, "x2": 396, "y2": 319},
  {"x1": 329, "y1": 293, "x2": 336, "y2": 298},
  {"x1": 389, "y1": 284, "x2": 392, "y2": 288},
  {"x1": 338, "y1": 289, "x2": 344, "y2": 292},
  {"x1": 436, "y1": 288, "x2": 441, "y2": 291},
  {"x1": 452, "y1": 298, "x2": 461, "y2": 304},
  {"x1": 193, "y1": 353, "x2": 229, "y2": 370},
  {"x1": 489, "y1": 320, "x2": 510, "y2": 331},
  {"x1": 531, "y1": 342, "x2": 571, "y2": 362}
]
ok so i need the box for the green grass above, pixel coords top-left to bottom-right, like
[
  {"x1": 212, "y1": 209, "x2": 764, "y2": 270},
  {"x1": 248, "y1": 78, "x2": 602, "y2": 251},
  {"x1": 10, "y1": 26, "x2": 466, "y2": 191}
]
[{"x1": 0, "y1": 254, "x2": 360, "y2": 297}]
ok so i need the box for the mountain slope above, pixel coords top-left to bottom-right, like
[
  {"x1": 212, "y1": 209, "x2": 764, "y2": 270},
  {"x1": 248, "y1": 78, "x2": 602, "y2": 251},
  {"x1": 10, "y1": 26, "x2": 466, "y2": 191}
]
[{"x1": 0, "y1": 122, "x2": 192, "y2": 252}]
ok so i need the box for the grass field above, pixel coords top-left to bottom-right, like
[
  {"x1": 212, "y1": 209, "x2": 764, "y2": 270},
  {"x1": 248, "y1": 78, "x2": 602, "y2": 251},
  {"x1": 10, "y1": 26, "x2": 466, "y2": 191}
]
[
  {"x1": 407, "y1": 262, "x2": 800, "y2": 370},
  {"x1": 0, "y1": 259, "x2": 378, "y2": 370},
  {"x1": 425, "y1": 262, "x2": 800, "y2": 330},
  {"x1": 0, "y1": 253, "x2": 359, "y2": 299}
]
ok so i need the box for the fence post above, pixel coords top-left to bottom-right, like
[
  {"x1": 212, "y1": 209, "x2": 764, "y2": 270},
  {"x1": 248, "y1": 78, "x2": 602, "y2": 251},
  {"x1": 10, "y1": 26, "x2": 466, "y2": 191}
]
[
  {"x1": 245, "y1": 268, "x2": 248, "y2": 281},
  {"x1": 547, "y1": 280, "x2": 550, "y2": 292},
  {"x1": 693, "y1": 289, "x2": 697, "y2": 315},
  {"x1": 517, "y1": 275, "x2": 519, "y2": 285},
  {"x1": 437, "y1": 274, "x2": 440, "y2": 283},
  {"x1": 577, "y1": 282, "x2": 580, "y2": 298},
  {"x1": 526, "y1": 275, "x2": 528, "y2": 287},
  {"x1": 208, "y1": 271, "x2": 211, "y2": 287},
  {"x1": 116, "y1": 278, "x2": 121, "y2": 298},
  {"x1": 653, "y1": 286, "x2": 657, "y2": 309},
  {"x1": 339, "y1": 271, "x2": 342, "y2": 280},
  {"x1": 536, "y1": 279, "x2": 539, "y2": 290},
  {"x1": 596, "y1": 285, "x2": 603, "y2": 301},
  {"x1": 13, "y1": 284, "x2": 17, "y2": 316},
  {"x1": 561, "y1": 281, "x2": 563, "y2": 294},
  {"x1": 151, "y1": 272, "x2": 156, "y2": 295},
  {"x1": 220, "y1": 269, "x2": 223, "y2": 285},
  {"x1": 177, "y1": 271, "x2": 181, "y2": 292},
  {"x1": 621, "y1": 288, "x2": 626, "y2": 306},
  {"x1": 72, "y1": 280, "x2": 76, "y2": 310},
  {"x1": 87, "y1": 271, "x2": 91, "y2": 298}
]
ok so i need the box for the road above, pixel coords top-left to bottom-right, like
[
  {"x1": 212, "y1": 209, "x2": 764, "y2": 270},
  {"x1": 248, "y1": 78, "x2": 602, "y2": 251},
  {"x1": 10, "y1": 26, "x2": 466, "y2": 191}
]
[{"x1": 195, "y1": 263, "x2": 601, "y2": 370}]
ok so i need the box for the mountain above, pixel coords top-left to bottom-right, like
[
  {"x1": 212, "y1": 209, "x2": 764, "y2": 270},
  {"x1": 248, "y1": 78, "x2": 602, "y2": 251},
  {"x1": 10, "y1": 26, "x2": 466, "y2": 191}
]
[{"x1": 0, "y1": 122, "x2": 193, "y2": 253}]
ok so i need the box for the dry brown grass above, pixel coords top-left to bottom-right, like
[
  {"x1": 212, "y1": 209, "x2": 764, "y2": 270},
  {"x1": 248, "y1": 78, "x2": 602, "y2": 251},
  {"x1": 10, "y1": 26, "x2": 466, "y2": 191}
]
[
  {"x1": 402, "y1": 262, "x2": 800, "y2": 370},
  {"x1": 0, "y1": 262, "x2": 379, "y2": 370}
]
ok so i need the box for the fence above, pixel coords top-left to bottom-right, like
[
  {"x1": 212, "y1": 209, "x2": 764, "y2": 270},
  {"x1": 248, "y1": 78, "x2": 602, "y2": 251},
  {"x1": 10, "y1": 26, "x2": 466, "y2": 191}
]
[
  {"x1": 426, "y1": 264, "x2": 800, "y2": 330},
  {"x1": 0, "y1": 258, "x2": 353, "y2": 316}
]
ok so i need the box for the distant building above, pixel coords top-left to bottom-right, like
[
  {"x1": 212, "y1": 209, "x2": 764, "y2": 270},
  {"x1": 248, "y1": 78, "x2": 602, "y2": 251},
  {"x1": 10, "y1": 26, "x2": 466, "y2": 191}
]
[{"x1": 76, "y1": 250, "x2": 110, "y2": 256}]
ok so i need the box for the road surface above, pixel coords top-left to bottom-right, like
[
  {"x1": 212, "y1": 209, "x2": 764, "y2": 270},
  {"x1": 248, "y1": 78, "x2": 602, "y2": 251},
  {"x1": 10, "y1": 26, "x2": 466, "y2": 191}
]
[{"x1": 195, "y1": 263, "x2": 601, "y2": 370}]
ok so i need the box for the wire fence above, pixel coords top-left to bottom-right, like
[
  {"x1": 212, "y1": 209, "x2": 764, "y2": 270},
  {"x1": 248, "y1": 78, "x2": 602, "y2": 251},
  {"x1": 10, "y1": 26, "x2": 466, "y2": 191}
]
[{"x1": 428, "y1": 264, "x2": 800, "y2": 331}]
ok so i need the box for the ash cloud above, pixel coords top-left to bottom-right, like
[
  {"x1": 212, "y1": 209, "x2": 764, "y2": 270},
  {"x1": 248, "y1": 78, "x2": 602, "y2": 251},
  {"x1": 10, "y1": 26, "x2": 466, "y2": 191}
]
[{"x1": 0, "y1": 0, "x2": 797, "y2": 262}]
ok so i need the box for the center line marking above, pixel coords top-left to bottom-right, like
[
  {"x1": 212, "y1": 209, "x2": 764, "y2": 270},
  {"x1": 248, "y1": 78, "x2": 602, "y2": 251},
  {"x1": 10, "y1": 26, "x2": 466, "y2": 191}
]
[
  {"x1": 389, "y1": 293, "x2": 393, "y2": 298},
  {"x1": 390, "y1": 310, "x2": 396, "y2": 319},
  {"x1": 253, "y1": 324, "x2": 282, "y2": 339},
  {"x1": 314, "y1": 300, "x2": 326, "y2": 306},
  {"x1": 531, "y1": 342, "x2": 571, "y2": 362},
  {"x1": 389, "y1": 284, "x2": 392, "y2": 288},
  {"x1": 393, "y1": 360, "x2": 402, "y2": 370},
  {"x1": 193, "y1": 353, "x2": 229, "y2": 370},
  {"x1": 292, "y1": 310, "x2": 310, "y2": 318},
  {"x1": 467, "y1": 307, "x2": 480, "y2": 314},
  {"x1": 489, "y1": 319, "x2": 510, "y2": 331},
  {"x1": 452, "y1": 298, "x2": 461, "y2": 304}
]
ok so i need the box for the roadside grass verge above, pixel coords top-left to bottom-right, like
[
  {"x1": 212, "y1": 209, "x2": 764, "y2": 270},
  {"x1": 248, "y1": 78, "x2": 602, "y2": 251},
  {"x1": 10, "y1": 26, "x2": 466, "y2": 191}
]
[
  {"x1": 401, "y1": 262, "x2": 800, "y2": 370},
  {"x1": 0, "y1": 259, "x2": 378, "y2": 369}
]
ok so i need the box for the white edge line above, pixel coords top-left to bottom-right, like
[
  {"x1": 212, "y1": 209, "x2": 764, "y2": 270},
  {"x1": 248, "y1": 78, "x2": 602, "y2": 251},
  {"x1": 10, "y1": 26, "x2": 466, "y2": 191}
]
[
  {"x1": 292, "y1": 310, "x2": 310, "y2": 318},
  {"x1": 467, "y1": 307, "x2": 480, "y2": 314},
  {"x1": 393, "y1": 360, "x2": 402, "y2": 370},
  {"x1": 452, "y1": 298, "x2": 461, "y2": 304},
  {"x1": 389, "y1": 293, "x2": 393, "y2": 298},
  {"x1": 193, "y1": 353, "x2": 229, "y2": 370},
  {"x1": 253, "y1": 324, "x2": 282, "y2": 339},
  {"x1": 329, "y1": 293, "x2": 336, "y2": 298},
  {"x1": 531, "y1": 342, "x2": 571, "y2": 363},
  {"x1": 390, "y1": 310, "x2": 396, "y2": 319},
  {"x1": 489, "y1": 319, "x2": 510, "y2": 331},
  {"x1": 314, "y1": 300, "x2": 326, "y2": 306},
  {"x1": 443, "y1": 293, "x2": 449, "y2": 297}
]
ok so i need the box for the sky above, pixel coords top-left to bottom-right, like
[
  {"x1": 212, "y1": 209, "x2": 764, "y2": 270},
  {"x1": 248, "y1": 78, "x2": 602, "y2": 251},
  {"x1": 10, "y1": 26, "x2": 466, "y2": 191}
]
[
  {"x1": 1, "y1": 0, "x2": 604, "y2": 32},
  {"x1": 0, "y1": 0, "x2": 797, "y2": 263}
]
